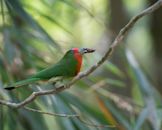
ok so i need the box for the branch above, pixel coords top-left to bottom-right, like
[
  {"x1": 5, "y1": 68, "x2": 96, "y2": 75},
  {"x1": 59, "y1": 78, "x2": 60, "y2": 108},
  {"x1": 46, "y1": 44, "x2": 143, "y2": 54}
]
[
  {"x1": 24, "y1": 107, "x2": 79, "y2": 118},
  {"x1": 77, "y1": 116, "x2": 116, "y2": 128},
  {"x1": 24, "y1": 107, "x2": 116, "y2": 128},
  {"x1": 0, "y1": 0, "x2": 162, "y2": 109}
]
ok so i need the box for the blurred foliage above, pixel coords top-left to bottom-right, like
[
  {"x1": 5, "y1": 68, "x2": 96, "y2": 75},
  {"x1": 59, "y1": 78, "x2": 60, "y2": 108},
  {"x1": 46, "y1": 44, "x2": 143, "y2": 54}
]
[{"x1": 0, "y1": 0, "x2": 162, "y2": 130}]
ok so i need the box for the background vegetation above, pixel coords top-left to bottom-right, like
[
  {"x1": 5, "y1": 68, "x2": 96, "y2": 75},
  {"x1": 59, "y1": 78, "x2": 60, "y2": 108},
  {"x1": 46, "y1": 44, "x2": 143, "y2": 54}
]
[{"x1": 0, "y1": 0, "x2": 162, "y2": 130}]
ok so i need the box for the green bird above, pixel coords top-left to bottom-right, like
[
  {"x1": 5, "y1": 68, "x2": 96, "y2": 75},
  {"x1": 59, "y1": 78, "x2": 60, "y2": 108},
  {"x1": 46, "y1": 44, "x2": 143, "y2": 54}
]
[{"x1": 5, "y1": 48, "x2": 95, "y2": 90}]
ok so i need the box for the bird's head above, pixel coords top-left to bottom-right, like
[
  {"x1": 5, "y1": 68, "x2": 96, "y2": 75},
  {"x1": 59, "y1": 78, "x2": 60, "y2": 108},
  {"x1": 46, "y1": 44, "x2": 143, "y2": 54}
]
[
  {"x1": 63, "y1": 48, "x2": 95, "y2": 75},
  {"x1": 72, "y1": 48, "x2": 95, "y2": 55},
  {"x1": 63, "y1": 48, "x2": 95, "y2": 60}
]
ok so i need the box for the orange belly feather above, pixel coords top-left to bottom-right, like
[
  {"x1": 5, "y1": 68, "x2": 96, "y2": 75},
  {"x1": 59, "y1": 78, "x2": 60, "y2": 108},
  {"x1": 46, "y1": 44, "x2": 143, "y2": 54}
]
[{"x1": 73, "y1": 49, "x2": 83, "y2": 75}]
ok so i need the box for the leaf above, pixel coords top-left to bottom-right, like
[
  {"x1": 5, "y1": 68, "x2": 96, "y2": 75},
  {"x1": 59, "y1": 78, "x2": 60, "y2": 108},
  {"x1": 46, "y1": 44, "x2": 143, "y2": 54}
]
[
  {"x1": 60, "y1": 92, "x2": 110, "y2": 126},
  {"x1": 5, "y1": 0, "x2": 60, "y2": 50},
  {"x1": 126, "y1": 49, "x2": 162, "y2": 100},
  {"x1": 3, "y1": 29, "x2": 16, "y2": 64},
  {"x1": 104, "y1": 62, "x2": 125, "y2": 79},
  {"x1": 103, "y1": 96, "x2": 131, "y2": 129},
  {"x1": 106, "y1": 79, "x2": 125, "y2": 87},
  {"x1": 134, "y1": 107, "x2": 149, "y2": 130},
  {"x1": 96, "y1": 94, "x2": 118, "y2": 127},
  {"x1": 25, "y1": 4, "x2": 73, "y2": 35},
  {"x1": 126, "y1": 49, "x2": 161, "y2": 130},
  {"x1": 50, "y1": 95, "x2": 76, "y2": 130},
  {"x1": 0, "y1": 0, "x2": 5, "y2": 25},
  {"x1": 18, "y1": 108, "x2": 48, "y2": 130}
]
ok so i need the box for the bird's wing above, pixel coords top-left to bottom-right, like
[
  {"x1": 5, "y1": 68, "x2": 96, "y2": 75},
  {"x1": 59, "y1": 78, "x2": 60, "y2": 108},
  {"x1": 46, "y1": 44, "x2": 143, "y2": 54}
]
[{"x1": 31, "y1": 58, "x2": 78, "y2": 79}]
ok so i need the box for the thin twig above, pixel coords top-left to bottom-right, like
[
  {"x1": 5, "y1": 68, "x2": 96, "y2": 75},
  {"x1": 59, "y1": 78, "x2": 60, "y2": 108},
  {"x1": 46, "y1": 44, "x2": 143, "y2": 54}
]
[
  {"x1": 0, "y1": 0, "x2": 162, "y2": 109},
  {"x1": 77, "y1": 116, "x2": 116, "y2": 128},
  {"x1": 24, "y1": 106, "x2": 79, "y2": 118},
  {"x1": 24, "y1": 106, "x2": 116, "y2": 128}
]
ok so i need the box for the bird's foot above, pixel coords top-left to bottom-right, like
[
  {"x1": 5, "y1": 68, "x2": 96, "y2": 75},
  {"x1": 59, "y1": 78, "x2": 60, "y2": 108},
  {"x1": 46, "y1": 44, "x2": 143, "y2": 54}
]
[
  {"x1": 52, "y1": 81, "x2": 57, "y2": 86},
  {"x1": 64, "y1": 84, "x2": 70, "y2": 89}
]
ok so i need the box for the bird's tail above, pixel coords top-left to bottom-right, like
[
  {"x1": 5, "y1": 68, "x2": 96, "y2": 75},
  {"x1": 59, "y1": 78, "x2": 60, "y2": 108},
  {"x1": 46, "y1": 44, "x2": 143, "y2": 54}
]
[{"x1": 4, "y1": 78, "x2": 41, "y2": 90}]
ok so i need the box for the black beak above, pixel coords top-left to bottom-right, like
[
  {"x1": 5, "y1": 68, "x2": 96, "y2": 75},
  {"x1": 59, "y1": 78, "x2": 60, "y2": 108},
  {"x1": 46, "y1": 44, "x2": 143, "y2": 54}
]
[{"x1": 84, "y1": 48, "x2": 95, "y2": 54}]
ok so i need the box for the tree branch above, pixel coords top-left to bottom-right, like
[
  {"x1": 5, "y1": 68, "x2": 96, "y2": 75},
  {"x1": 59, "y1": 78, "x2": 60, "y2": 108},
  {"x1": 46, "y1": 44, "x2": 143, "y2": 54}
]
[
  {"x1": 0, "y1": 0, "x2": 162, "y2": 109},
  {"x1": 24, "y1": 106, "x2": 79, "y2": 118},
  {"x1": 24, "y1": 107, "x2": 116, "y2": 128}
]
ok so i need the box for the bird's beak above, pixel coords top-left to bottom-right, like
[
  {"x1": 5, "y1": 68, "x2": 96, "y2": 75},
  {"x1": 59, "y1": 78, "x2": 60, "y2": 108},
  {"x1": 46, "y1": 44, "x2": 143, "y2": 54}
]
[{"x1": 82, "y1": 48, "x2": 95, "y2": 54}]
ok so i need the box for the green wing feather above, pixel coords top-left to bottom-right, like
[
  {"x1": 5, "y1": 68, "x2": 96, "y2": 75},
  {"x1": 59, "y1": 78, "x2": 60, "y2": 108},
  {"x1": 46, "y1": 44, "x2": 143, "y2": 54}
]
[
  {"x1": 31, "y1": 50, "x2": 78, "y2": 79},
  {"x1": 5, "y1": 50, "x2": 78, "y2": 90}
]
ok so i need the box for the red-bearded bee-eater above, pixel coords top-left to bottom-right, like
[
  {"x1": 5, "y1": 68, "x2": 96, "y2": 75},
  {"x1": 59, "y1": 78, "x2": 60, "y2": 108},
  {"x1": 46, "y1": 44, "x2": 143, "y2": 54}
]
[{"x1": 4, "y1": 48, "x2": 95, "y2": 90}]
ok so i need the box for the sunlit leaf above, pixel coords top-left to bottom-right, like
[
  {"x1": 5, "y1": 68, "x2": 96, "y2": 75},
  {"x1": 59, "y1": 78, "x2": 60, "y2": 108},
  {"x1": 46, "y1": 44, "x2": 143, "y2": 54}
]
[{"x1": 5, "y1": 0, "x2": 60, "y2": 50}]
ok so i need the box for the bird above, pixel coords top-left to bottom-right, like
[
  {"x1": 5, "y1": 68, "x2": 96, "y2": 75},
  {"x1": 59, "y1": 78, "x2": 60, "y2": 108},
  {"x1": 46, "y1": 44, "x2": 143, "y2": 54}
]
[{"x1": 4, "y1": 48, "x2": 95, "y2": 90}]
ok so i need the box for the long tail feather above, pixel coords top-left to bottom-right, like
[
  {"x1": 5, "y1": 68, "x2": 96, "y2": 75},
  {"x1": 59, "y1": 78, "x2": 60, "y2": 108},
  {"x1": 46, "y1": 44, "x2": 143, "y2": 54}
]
[
  {"x1": 4, "y1": 78, "x2": 41, "y2": 90},
  {"x1": 4, "y1": 86, "x2": 15, "y2": 90}
]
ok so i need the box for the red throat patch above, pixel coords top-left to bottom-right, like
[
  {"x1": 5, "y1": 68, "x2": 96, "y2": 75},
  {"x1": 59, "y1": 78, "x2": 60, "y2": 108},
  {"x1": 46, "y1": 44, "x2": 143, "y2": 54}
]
[{"x1": 72, "y1": 48, "x2": 82, "y2": 75}]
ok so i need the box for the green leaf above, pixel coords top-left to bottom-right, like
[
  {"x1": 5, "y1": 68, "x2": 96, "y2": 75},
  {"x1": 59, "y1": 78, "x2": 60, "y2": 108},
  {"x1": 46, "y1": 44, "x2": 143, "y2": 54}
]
[
  {"x1": 51, "y1": 95, "x2": 76, "y2": 130},
  {"x1": 5, "y1": 0, "x2": 60, "y2": 50},
  {"x1": 104, "y1": 62, "x2": 125, "y2": 79},
  {"x1": 25, "y1": 4, "x2": 73, "y2": 35},
  {"x1": 106, "y1": 78, "x2": 125, "y2": 87},
  {"x1": 103, "y1": 96, "x2": 131, "y2": 129},
  {"x1": 134, "y1": 107, "x2": 149, "y2": 130}
]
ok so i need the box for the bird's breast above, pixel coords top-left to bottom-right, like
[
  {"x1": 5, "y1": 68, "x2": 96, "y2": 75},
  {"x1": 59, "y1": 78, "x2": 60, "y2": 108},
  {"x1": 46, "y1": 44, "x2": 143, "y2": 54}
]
[{"x1": 74, "y1": 53, "x2": 82, "y2": 75}]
